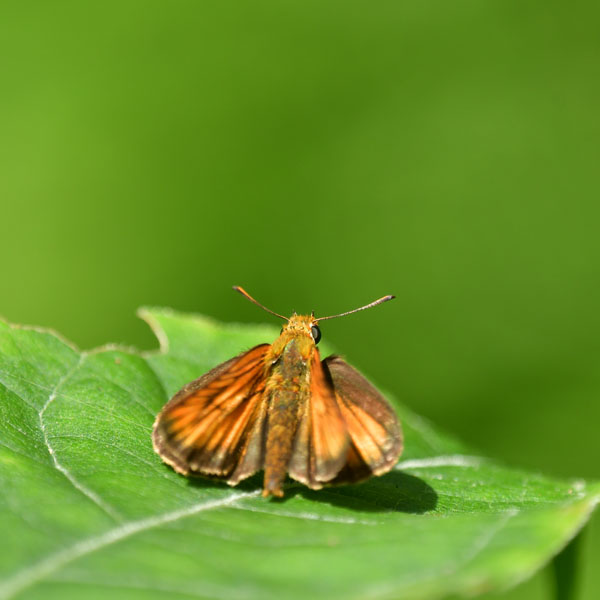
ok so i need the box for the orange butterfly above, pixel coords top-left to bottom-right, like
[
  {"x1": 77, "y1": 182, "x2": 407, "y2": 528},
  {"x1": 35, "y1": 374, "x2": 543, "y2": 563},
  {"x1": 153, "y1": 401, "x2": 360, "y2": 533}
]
[{"x1": 152, "y1": 287, "x2": 402, "y2": 497}]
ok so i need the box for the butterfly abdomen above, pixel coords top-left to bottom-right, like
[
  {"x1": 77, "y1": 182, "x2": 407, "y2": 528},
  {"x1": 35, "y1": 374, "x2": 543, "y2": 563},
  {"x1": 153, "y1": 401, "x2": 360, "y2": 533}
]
[{"x1": 262, "y1": 339, "x2": 310, "y2": 497}]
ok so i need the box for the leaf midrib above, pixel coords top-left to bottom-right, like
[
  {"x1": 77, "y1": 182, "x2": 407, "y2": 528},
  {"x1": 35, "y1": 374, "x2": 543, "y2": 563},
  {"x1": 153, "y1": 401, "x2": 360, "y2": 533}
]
[{"x1": 0, "y1": 491, "x2": 261, "y2": 600}]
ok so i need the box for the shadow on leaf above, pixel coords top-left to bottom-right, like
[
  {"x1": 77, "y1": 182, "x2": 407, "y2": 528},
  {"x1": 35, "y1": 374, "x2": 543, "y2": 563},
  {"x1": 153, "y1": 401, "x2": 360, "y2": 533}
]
[
  {"x1": 280, "y1": 471, "x2": 437, "y2": 514},
  {"x1": 179, "y1": 468, "x2": 437, "y2": 514},
  {"x1": 184, "y1": 470, "x2": 264, "y2": 492}
]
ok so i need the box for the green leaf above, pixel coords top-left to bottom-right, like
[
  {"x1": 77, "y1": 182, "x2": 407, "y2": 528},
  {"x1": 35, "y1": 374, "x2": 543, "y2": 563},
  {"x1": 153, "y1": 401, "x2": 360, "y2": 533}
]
[{"x1": 0, "y1": 308, "x2": 598, "y2": 600}]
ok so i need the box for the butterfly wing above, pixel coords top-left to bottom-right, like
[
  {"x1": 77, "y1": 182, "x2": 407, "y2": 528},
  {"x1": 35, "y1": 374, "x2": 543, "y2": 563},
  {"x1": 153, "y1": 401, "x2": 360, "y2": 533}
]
[
  {"x1": 288, "y1": 347, "x2": 350, "y2": 489},
  {"x1": 323, "y1": 355, "x2": 403, "y2": 485},
  {"x1": 152, "y1": 344, "x2": 270, "y2": 484}
]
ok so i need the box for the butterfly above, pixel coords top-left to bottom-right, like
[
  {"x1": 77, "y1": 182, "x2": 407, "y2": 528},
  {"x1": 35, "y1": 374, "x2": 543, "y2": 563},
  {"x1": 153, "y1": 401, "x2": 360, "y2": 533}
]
[{"x1": 152, "y1": 287, "x2": 403, "y2": 497}]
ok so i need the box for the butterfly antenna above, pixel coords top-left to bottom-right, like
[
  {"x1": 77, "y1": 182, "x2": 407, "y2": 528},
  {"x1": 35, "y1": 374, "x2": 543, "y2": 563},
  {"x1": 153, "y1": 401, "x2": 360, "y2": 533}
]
[
  {"x1": 233, "y1": 286, "x2": 288, "y2": 321},
  {"x1": 316, "y1": 295, "x2": 395, "y2": 321}
]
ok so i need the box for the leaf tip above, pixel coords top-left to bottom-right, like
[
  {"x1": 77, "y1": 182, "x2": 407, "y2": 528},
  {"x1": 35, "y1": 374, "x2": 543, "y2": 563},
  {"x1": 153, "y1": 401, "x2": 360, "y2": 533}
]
[{"x1": 137, "y1": 306, "x2": 170, "y2": 355}]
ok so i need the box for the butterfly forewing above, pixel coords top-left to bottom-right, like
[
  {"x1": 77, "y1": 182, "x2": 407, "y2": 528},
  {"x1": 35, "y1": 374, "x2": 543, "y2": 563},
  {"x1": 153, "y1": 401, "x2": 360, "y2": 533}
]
[
  {"x1": 288, "y1": 348, "x2": 350, "y2": 488},
  {"x1": 310, "y1": 350, "x2": 350, "y2": 481},
  {"x1": 152, "y1": 344, "x2": 270, "y2": 480},
  {"x1": 323, "y1": 355, "x2": 403, "y2": 483}
]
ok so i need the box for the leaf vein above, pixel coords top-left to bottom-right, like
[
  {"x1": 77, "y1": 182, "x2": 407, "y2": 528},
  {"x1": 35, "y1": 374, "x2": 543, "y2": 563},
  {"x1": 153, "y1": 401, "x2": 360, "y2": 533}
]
[
  {"x1": 0, "y1": 491, "x2": 259, "y2": 600},
  {"x1": 39, "y1": 354, "x2": 122, "y2": 521}
]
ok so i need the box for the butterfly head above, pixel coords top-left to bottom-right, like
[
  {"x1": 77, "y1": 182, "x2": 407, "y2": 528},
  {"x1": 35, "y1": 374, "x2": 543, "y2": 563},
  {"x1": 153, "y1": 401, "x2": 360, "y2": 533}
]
[
  {"x1": 270, "y1": 314, "x2": 321, "y2": 359},
  {"x1": 285, "y1": 314, "x2": 321, "y2": 342},
  {"x1": 232, "y1": 286, "x2": 394, "y2": 359}
]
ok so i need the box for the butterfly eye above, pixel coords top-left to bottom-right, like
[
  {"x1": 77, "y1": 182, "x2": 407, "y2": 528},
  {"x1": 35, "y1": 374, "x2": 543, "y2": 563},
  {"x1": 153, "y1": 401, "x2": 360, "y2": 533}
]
[{"x1": 310, "y1": 325, "x2": 321, "y2": 344}]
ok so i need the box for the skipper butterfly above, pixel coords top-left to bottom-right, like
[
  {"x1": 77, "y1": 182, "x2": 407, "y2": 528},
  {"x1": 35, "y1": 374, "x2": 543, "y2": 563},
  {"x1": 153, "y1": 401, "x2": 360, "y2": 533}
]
[{"x1": 152, "y1": 287, "x2": 402, "y2": 497}]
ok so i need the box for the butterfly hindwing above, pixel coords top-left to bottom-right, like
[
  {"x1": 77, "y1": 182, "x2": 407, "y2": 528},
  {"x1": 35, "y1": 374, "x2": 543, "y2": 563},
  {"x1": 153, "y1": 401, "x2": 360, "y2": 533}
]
[{"x1": 323, "y1": 355, "x2": 403, "y2": 484}]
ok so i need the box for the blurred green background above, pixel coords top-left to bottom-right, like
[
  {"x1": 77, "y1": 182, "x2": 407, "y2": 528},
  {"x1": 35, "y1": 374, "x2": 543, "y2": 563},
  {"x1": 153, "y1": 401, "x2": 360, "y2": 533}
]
[{"x1": 1, "y1": 1, "x2": 599, "y2": 598}]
